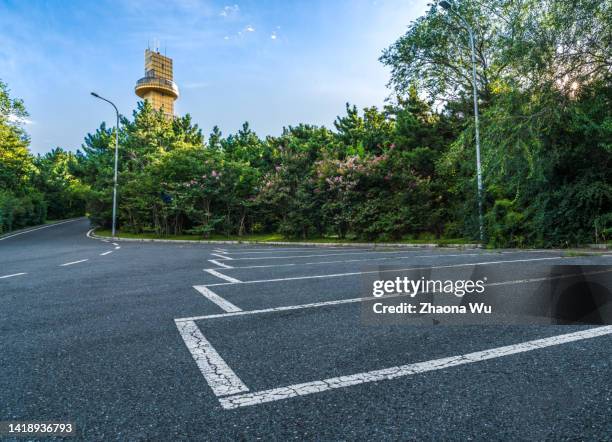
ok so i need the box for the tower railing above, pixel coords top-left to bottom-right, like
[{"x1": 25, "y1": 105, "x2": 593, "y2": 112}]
[{"x1": 135, "y1": 76, "x2": 179, "y2": 97}]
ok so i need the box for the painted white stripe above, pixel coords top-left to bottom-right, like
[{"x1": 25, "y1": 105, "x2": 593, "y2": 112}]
[
  {"x1": 224, "y1": 249, "x2": 554, "y2": 262},
  {"x1": 112, "y1": 242, "x2": 119, "y2": 246},
  {"x1": 194, "y1": 286, "x2": 242, "y2": 312},
  {"x1": 114, "y1": 246, "x2": 121, "y2": 250},
  {"x1": 213, "y1": 249, "x2": 227, "y2": 253},
  {"x1": 223, "y1": 250, "x2": 412, "y2": 261},
  {"x1": 219, "y1": 326, "x2": 612, "y2": 409},
  {"x1": 0, "y1": 218, "x2": 81, "y2": 241},
  {"x1": 177, "y1": 268, "x2": 606, "y2": 323},
  {"x1": 0, "y1": 272, "x2": 27, "y2": 279},
  {"x1": 205, "y1": 256, "x2": 566, "y2": 287},
  {"x1": 175, "y1": 320, "x2": 249, "y2": 397},
  {"x1": 222, "y1": 247, "x2": 373, "y2": 255},
  {"x1": 177, "y1": 296, "x2": 369, "y2": 322},
  {"x1": 210, "y1": 252, "x2": 492, "y2": 270},
  {"x1": 60, "y1": 259, "x2": 88, "y2": 266},
  {"x1": 205, "y1": 269, "x2": 242, "y2": 283},
  {"x1": 486, "y1": 268, "x2": 612, "y2": 287},
  {"x1": 100, "y1": 251, "x2": 113, "y2": 256},
  {"x1": 208, "y1": 259, "x2": 233, "y2": 269},
  {"x1": 211, "y1": 253, "x2": 232, "y2": 260}
]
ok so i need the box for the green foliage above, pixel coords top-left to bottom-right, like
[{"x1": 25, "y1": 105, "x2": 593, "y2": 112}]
[
  {"x1": 1, "y1": 0, "x2": 610, "y2": 247},
  {"x1": 0, "y1": 80, "x2": 47, "y2": 233},
  {"x1": 33, "y1": 148, "x2": 89, "y2": 219}
]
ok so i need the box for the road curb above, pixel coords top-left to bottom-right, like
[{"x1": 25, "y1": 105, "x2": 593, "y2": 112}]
[{"x1": 87, "y1": 229, "x2": 482, "y2": 249}]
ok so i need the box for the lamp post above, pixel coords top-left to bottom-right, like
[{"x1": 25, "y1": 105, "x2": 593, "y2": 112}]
[
  {"x1": 91, "y1": 92, "x2": 120, "y2": 237},
  {"x1": 439, "y1": 0, "x2": 484, "y2": 243}
]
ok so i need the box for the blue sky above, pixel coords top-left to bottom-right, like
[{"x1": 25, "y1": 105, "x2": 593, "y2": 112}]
[{"x1": 0, "y1": 0, "x2": 428, "y2": 154}]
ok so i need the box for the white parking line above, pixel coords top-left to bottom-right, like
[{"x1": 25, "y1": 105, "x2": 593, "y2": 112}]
[
  {"x1": 178, "y1": 296, "x2": 370, "y2": 322},
  {"x1": 175, "y1": 320, "x2": 249, "y2": 397},
  {"x1": 222, "y1": 250, "x2": 413, "y2": 261},
  {"x1": 60, "y1": 259, "x2": 89, "y2": 266},
  {"x1": 211, "y1": 253, "x2": 232, "y2": 260},
  {"x1": 204, "y1": 256, "x2": 566, "y2": 287},
  {"x1": 0, "y1": 272, "x2": 27, "y2": 279},
  {"x1": 222, "y1": 249, "x2": 554, "y2": 262},
  {"x1": 221, "y1": 247, "x2": 374, "y2": 255},
  {"x1": 219, "y1": 326, "x2": 612, "y2": 409},
  {"x1": 0, "y1": 218, "x2": 81, "y2": 241},
  {"x1": 100, "y1": 251, "x2": 113, "y2": 256},
  {"x1": 176, "y1": 268, "x2": 612, "y2": 322},
  {"x1": 194, "y1": 286, "x2": 242, "y2": 313},
  {"x1": 207, "y1": 253, "x2": 493, "y2": 270},
  {"x1": 208, "y1": 259, "x2": 233, "y2": 269},
  {"x1": 205, "y1": 269, "x2": 242, "y2": 283}
]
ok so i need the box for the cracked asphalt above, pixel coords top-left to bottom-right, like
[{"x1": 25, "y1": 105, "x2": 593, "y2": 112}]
[{"x1": 1, "y1": 218, "x2": 611, "y2": 440}]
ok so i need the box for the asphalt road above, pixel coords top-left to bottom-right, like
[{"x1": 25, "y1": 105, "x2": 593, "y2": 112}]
[{"x1": 1, "y1": 218, "x2": 611, "y2": 440}]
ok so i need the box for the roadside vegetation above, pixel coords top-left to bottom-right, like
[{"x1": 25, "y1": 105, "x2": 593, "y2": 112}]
[{"x1": 0, "y1": 0, "x2": 609, "y2": 247}]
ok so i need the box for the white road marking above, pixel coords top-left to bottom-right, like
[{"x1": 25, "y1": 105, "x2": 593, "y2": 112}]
[
  {"x1": 177, "y1": 268, "x2": 612, "y2": 322},
  {"x1": 204, "y1": 256, "x2": 566, "y2": 287},
  {"x1": 0, "y1": 218, "x2": 81, "y2": 241},
  {"x1": 222, "y1": 249, "x2": 554, "y2": 261},
  {"x1": 208, "y1": 259, "x2": 233, "y2": 269},
  {"x1": 194, "y1": 286, "x2": 242, "y2": 313},
  {"x1": 207, "y1": 252, "x2": 495, "y2": 270},
  {"x1": 218, "y1": 326, "x2": 612, "y2": 409},
  {"x1": 60, "y1": 259, "x2": 89, "y2": 266},
  {"x1": 0, "y1": 272, "x2": 27, "y2": 279},
  {"x1": 100, "y1": 251, "x2": 113, "y2": 256},
  {"x1": 213, "y1": 249, "x2": 227, "y2": 253},
  {"x1": 211, "y1": 253, "x2": 232, "y2": 260},
  {"x1": 114, "y1": 246, "x2": 121, "y2": 250},
  {"x1": 175, "y1": 320, "x2": 249, "y2": 397},
  {"x1": 222, "y1": 250, "x2": 415, "y2": 261},
  {"x1": 112, "y1": 242, "x2": 118, "y2": 246},
  {"x1": 486, "y1": 268, "x2": 612, "y2": 287},
  {"x1": 221, "y1": 247, "x2": 373, "y2": 255},
  {"x1": 205, "y1": 269, "x2": 242, "y2": 283},
  {"x1": 177, "y1": 296, "x2": 371, "y2": 322}
]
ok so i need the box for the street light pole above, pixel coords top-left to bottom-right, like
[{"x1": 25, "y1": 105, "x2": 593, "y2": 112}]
[
  {"x1": 91, "y1": 92, "x2": 120, "y2": 237},
  {"x1": 439, "y1": 1, "x2": 484, "y2": 243}
]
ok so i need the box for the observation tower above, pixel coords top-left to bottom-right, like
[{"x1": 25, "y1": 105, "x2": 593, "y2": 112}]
[{"x1": 134, "y1": 49, "x2": 179, "y2": 117}]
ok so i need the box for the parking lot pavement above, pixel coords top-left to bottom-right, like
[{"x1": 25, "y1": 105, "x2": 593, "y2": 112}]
[
  {"x1": 176, "y1": 245, "x2": 611, "y2": 427},
  {"x1": 2, "y1": 221, "x2": 611, "y2": 439}
]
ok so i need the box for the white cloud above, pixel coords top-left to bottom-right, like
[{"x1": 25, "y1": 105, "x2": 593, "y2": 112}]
[
  {"x1": 270, "y1": 33, "x2": 277, "y2": 40},
  {"x1": 219, "y1": 4, "x2": 239, "y2": 17},
  {"x1": 245, "y1": 25, "x2": 255, "y2": 32}
]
